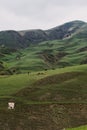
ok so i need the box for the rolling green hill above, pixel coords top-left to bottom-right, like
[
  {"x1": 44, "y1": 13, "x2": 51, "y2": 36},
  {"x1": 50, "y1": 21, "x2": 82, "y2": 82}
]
[
  {"x1": 1, "y1": 33, "x2": 87, "y2": 74},
  {"x1": 67, "y1": 125, "x2": 87, "y2": 130},
  {"x1": 0, "y1": 20, "x2": 87, "y2": 129},
  {"x1": 1, "y1": 20, "x2": 87, "y2": 74},
  {"x1": 0, "y1": 65, "x2": 87, "y2": 130}
]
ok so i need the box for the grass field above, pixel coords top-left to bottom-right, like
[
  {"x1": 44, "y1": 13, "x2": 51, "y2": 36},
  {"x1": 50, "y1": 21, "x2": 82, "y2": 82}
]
[
  {"x1": 0, "y1": 64, "x2": 87, "y2": 97},
  {"x1": 67, "y1": 125, "x2": 87, "y2": 130},
  {"x1": 0, "y1": 64, "x2": 87, "y2": 130}
]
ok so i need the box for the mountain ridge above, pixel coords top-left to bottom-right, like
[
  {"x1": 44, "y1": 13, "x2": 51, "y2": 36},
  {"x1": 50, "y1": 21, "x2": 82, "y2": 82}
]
[
  {"x1": 0, "y1": 20, "x2": 87, "y2": 49},
  {"x1": 1, "y1": 20, "x2": 87, "y2": 74}
]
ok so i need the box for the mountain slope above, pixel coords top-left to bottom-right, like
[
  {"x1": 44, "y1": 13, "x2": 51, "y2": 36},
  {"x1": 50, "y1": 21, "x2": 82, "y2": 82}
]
[
  {"x1": 0, "y1": 65, "x2": 87, "y2": 130},
  {"x1": 21, "y1": 29, "x2": 49, "y2": 44},
  {"x1": 0, "y1": 30, "x2": 25, "y2": 49},
  {"x1": 0, "y1": 20, "x2": 86, "y2": 50},
  {"x1": 45, "y1": 20, "x2": 86, "y2": 40},
  {"x1": 0, "y1": 20, "x2": 87, "y2": 130},
  {"x1": 1, "y1": 20, "x2": 87, "y2": 74},
  {"x1": 1, "y1": 35, "x2": 87, "y2": 73},
  {"x1": 15, "y1": 71, "x2": 87, "y2": 103}
]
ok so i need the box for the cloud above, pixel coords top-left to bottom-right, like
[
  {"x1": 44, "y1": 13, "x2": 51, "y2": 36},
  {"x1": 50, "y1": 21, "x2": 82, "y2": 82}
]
[
  {"x1": 51, "y1": 0, "x2": 87, "y2": 6},
  {"x1": 0, "y1": 0, "x2": 87, "y2": 30},
  {"x1": 0, "y1": 0, "x2": 47, "y2": 16}
]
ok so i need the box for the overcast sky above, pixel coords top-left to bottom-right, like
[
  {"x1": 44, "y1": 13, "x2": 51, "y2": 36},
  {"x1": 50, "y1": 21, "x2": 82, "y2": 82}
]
[{"x1": 0, "y1": 0, "x2": 87, "y2": 31}]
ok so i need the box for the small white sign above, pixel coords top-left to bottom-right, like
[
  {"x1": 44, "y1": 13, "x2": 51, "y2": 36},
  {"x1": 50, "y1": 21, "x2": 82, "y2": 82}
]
[{"x1": 8, "y1": 102, "x2": 15, "y2": 109}]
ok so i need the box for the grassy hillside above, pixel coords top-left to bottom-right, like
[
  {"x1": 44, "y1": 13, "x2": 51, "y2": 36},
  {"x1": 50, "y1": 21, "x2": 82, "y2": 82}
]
[
  {"x1": 67, "y1": 125, "x2": 87, "y2": 130},
  {"x1": 0, "y1": 20, "x2": 87, "y2": 129},
  {"x1": 1, "y1": 34, "x2": 87, "y2": 74},
  {"x1": 0, "y1": 65, "x2": 87, "y2": 129},
  {"x1": 0, "y1": 64, "x2": 87, "y2": 97},
  {"x1": 1, "y1": 20, "x2": 87, "y2": 74}
]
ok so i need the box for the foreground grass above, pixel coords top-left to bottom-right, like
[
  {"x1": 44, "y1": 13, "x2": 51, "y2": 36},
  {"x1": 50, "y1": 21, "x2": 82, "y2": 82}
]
[
  {"x1": 0, "y1": 73, "x2": 46, "y2": 96},
  {"x1": 0, "y1": 64, "x2": 87, "y2": 97},
  {"x1": 0, "y1": 64, "x2": 87, "y2": 130},
  {"x1": 67, "y1": 125, "x2": 87, "y2": 130}
]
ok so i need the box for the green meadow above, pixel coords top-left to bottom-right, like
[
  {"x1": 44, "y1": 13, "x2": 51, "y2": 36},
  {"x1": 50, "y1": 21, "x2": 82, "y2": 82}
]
[
  {"x1": 67, "y1": 125, "x2": 87, "y2": 130},
  {"x1": 0, "y1": 64, "x2": 87, "y2": 97},
  {"x1": 0, "y1": 64, "x2": 87, "y2": 129}
]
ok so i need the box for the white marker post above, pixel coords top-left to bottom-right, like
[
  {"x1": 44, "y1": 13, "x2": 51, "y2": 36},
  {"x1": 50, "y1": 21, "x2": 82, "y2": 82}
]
[{"x1": 8, "y1": 102, "x2": 15, "y2": 109}]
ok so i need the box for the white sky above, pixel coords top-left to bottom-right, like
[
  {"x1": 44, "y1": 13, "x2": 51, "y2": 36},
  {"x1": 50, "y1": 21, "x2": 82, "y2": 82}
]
[{"x1": 0, "y1": 0, "x2": 87, "y2": 31}]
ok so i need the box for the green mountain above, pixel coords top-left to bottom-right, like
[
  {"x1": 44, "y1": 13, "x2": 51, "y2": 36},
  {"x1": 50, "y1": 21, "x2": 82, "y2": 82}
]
[
  {"x1": 45, "y1": 20, "x2": 86, "y2": 40},
  {"x1": 1, "y1": 20, "x2": 87, "y2": 74},
  {"x1": 0, "y1": 30, "x2": 25, "y2": 49},
  {"x1": 0, "y1": 20, "x2": 86, "y2": 49},
  {"x1": 0, "y1": 20, "x2": 87, "y2": 130}
]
